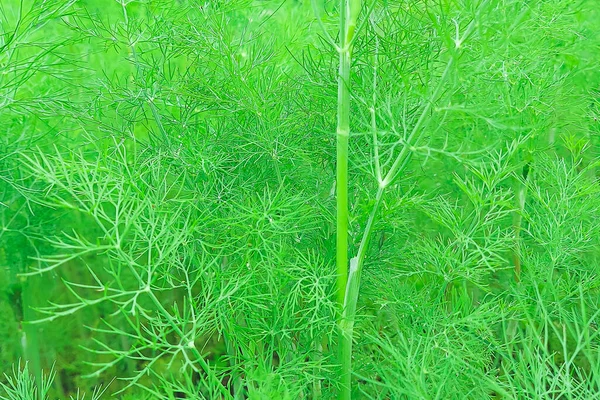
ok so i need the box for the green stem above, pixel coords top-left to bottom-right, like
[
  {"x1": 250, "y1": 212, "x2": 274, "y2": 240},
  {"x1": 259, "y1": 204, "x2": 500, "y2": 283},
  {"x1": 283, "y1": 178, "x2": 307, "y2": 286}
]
[
  {"x1": 335, "y1": 0, "x2": 351, "y2": 392},
  {"x1": 335, "y1": 1, "x2": 352, "y2": 311},
  {"x1": 339, "y1": 187, "x2": 384, "y2": 399},
  {"x1": 334, "y1": 1, "x2": 362, "y2": 398}
]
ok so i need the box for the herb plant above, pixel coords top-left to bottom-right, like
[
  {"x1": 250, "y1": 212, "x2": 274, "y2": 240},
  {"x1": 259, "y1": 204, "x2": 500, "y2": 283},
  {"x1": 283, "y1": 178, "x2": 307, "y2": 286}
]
[{"x1": 1, "y1": 0, "x2": 600, "y2": 399}]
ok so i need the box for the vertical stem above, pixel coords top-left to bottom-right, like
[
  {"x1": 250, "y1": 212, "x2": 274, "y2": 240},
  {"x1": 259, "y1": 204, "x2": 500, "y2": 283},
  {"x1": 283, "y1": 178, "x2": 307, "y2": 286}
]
[
  {"x1": 336, "y1": 1, "x2": 351, "y2": 310},
  {"x1": 335, "y1": 1, "x2": 352, "y2": 395},
  {"x1": 336, "y1": 108, "x2": 350, "y2": 309},
  {"x1": 335, "y1": 1, "x2": 361, "y2": 398},
  {"x1": 339, "y1": 187, "x2": 383, "y2": 400}
]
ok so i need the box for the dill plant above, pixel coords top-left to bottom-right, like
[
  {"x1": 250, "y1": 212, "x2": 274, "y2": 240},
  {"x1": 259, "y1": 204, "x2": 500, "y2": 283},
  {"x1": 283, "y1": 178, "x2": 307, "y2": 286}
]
[
  {"x1": 312, "y1": 0, "x2": 600, "y2": 398},
  {"x1": 0, "y1": 362, "x2": 108, "y2": 400},
  {"x1": 1, "y1": 0, "x2": 600, "y2": 399},
  {"x1": 7, "y1": 0, "x2": 336, "y2": 398}
]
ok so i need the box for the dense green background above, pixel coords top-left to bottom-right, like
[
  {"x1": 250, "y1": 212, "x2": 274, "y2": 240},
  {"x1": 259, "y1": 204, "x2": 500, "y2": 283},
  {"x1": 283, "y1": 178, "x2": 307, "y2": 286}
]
[{"x1": 1, "y1": 0, "x2": 599, "y2": 398}]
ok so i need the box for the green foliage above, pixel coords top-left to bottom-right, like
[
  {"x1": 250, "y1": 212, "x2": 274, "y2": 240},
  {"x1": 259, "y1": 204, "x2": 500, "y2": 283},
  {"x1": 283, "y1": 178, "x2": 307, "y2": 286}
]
[
  {"x1": 0, "y1": 362, "x2": 107, "y2": 400},
  {"x1": 0, "y1": 363, "x2": 52, "y2": 400},
  {"x1": 0, "y1": 0, "x2": 599, "y2": 399}
]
